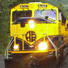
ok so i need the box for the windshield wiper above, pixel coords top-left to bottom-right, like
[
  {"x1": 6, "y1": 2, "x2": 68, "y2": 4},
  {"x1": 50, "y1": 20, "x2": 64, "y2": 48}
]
[
  {"x1": 51, "y1": 9, "x2": 56, "y2": 14},
  {"x1": 45, "y1": 16, "x2": 55, "y2": 23}
]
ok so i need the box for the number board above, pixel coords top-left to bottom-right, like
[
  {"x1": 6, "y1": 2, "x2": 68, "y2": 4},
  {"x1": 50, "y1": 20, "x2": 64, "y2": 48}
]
[{"x1": 21, "y1": 5, "x2": 28, "y2": 8}]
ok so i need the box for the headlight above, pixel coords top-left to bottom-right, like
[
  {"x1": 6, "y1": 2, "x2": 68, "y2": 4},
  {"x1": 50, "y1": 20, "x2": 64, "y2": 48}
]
[
  {"x1": 28, "y1": 20, "x2": 35, "y2": 28},
  {"x1": 13, "y1": 44, "x2": 19, "y2": 51},
  {"x1": 38, "y1": 42, "x2": 47, "y2": 51}
]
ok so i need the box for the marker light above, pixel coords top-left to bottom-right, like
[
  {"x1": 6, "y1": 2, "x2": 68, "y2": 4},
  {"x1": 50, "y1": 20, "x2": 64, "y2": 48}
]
[
  {"x1": 14, "y1": 44, "x2": 19, "y2": 50},
  {"x1": 38, "y1": 42, "x2": 47, "y2": 50},
  {"x1": 29, "y1": 20, "x2": 35, "y2": 28}
]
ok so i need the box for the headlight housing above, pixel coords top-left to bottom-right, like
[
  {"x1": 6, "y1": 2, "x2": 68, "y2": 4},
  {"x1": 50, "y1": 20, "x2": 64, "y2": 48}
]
[{"x1": 38, "y1": 42, "x2": 47, "y2": 51}]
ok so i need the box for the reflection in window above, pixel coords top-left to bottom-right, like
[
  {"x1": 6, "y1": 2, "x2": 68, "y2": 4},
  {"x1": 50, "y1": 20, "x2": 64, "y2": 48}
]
[
  {"x1": 12, "y1": 11, "x2": 32, "y2": 22},
  {"x1": 35, "y1": 10, "x2": 56, "y2": 20}
]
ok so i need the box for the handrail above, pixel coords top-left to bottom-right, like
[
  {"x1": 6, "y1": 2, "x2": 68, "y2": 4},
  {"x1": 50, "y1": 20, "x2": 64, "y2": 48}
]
[
  {"x1": 5, "y1": 37, "x2": 14, "y2": 59},
  {"x1": 47, "y1": 36, "x2": 58, "y2": 56}
]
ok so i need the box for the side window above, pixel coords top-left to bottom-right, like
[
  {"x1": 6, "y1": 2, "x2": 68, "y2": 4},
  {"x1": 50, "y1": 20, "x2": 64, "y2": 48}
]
[
  {"x1": 59, "y1": 12, "x2": 61, "y2": 21},
  {"x1": 62, "y1": 14, "x2": 66, "y2": 25}
]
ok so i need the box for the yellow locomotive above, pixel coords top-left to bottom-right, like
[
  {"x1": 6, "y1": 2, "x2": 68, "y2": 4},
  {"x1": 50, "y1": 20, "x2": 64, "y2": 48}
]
[{"x1": 5, "y1": 2, "x2": 68, "y2": 68}]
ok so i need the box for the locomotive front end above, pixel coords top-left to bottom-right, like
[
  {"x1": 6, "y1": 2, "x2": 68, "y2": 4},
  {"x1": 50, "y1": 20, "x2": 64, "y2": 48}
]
[
  {"x1": 5, "y1": 2, "x2": 61, "y2": 68},
  {"x1": 9, "y1": 2, "x2": 59, "y2": 54}
]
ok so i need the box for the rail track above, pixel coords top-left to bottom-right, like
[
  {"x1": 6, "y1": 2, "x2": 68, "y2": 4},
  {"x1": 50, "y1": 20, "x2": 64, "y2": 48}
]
[
  {"x1": 56, "y1": 59, "x2": 64, "y2": 68},
  {"x1": 56, "y1": 52, "x2": 68, "y2": 68}
]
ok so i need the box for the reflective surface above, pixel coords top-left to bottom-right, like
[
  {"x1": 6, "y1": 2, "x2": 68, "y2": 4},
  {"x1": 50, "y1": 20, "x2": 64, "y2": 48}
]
[{"x1": 35, "y1": 10, "x2": 56, "y2": 20}]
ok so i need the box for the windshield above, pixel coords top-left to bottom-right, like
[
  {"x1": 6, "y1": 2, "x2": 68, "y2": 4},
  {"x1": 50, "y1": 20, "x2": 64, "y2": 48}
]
[
  {"x1": 35, "y1": 10, "x2": 56, "y2": 20},
  {"x1": 12, "y1": 10, "x2": 32, "y2": 22}
]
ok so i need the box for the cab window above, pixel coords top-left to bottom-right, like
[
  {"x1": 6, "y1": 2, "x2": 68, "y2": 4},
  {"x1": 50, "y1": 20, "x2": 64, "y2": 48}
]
[
  {"x1": 12, "y1": 10, "x2": 32, "y2": 22},
  {"x1": 35, "y1": 10, "x2": 56, "y2": 21}
]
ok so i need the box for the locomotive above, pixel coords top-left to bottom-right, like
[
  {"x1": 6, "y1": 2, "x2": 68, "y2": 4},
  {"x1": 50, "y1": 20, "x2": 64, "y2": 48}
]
[{"x1": 5, "y1": 2, "x2": 68, "y2": 68}]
